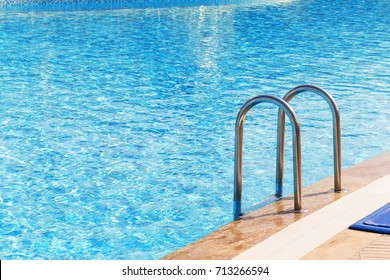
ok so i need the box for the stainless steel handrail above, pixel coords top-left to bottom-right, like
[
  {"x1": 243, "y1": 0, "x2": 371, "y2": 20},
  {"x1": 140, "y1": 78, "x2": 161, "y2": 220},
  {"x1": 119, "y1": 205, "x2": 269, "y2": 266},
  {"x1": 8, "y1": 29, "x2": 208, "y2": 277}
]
[
  {"x1": 233, "y1": 95, "x2": 302, "y2": 220},
  {"x1": 275, "y1": 85, "x2": 342, "y2": 197}
]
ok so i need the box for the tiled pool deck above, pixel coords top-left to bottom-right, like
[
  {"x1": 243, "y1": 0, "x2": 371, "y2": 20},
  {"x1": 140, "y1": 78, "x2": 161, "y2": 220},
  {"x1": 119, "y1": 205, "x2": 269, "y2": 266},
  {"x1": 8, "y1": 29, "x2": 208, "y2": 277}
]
[{"x1": 163, "y1": 151, "x2": 390, "y2": 260}]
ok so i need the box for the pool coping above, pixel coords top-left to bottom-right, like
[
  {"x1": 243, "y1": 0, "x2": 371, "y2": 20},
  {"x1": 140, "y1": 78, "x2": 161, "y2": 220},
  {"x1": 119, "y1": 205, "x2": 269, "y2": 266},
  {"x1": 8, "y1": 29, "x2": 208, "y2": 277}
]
[
  {"x1": 162, "y1": 150, "x2": 390, "y2": 260},
  {"x1": 234, "y1": 174, "x2": 390, "y2": 259}
]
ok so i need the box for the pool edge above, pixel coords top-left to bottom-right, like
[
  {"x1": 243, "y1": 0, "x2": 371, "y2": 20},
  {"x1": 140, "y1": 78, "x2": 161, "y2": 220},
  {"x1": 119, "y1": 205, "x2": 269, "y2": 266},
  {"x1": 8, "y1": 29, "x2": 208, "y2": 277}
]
[{"x1": 162, "y1": 150, "x2": 390, "y2": 260}]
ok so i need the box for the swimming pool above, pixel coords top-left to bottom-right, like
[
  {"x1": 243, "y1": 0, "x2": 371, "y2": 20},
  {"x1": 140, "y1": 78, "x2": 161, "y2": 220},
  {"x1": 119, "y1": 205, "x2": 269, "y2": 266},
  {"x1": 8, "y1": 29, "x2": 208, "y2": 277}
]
[{"x1": 0, "y1": 0, "x2": 389, "y2": 259}]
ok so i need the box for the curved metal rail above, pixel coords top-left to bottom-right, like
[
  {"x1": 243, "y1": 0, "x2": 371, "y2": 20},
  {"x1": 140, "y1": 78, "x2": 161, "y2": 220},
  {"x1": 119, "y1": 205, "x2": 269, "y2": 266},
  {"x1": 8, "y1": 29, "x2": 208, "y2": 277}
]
[
  {"x1": 275, "y1": 85, "x2": 342, "y2": 197},
  {"x1": 233, "y1": 95, "x2": 302, "y2": 220}
]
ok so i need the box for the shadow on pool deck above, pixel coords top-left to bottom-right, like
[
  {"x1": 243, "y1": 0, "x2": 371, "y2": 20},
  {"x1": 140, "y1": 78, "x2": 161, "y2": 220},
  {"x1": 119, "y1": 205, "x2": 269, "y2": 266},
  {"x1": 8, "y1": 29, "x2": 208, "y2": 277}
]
[{"x1": 162, "y1": 151, "x2": 390, "y2": 260}]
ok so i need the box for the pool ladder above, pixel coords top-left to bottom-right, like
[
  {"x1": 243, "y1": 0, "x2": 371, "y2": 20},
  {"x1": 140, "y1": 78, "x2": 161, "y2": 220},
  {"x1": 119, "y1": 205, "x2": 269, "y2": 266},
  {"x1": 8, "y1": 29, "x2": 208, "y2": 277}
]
[{"x1": 233, "y1": 85, "x2": 342, "y2": 220}]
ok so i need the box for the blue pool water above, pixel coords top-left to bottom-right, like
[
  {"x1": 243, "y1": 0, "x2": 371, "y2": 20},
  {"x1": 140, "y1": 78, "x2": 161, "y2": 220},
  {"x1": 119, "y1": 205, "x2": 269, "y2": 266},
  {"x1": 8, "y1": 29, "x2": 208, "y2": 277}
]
[{"x1": 0, "y1": 0, "x2": 389, "y2": 259}]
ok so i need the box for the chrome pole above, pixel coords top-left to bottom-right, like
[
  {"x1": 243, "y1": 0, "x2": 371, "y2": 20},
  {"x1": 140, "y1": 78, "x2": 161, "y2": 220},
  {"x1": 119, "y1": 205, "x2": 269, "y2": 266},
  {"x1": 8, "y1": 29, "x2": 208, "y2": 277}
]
[
  {"x1": 276, "y1": 85, "x2": 342, "y2": 195},
  {"x1": 234, "y1": 95, "x2": 302, "y2": 220}
]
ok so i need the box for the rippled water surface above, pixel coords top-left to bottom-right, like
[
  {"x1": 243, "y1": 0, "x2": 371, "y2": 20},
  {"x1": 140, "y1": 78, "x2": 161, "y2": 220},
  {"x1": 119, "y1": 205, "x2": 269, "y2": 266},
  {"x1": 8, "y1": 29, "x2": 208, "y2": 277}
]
[{"x1": 0, "y1": 0, "x2": 389, "y2": 259}]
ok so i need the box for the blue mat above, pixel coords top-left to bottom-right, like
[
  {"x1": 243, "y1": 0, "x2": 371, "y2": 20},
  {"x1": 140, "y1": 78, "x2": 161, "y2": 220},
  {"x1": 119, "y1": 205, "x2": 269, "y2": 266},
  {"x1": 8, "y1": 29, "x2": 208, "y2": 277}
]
[{"x1": 349, "y1": 202, "x2": 390, "y2": 235}]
